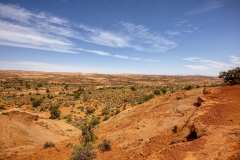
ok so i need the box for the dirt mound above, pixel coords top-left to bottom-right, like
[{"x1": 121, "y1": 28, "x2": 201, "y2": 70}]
[
  {"x1": 0, "y1": 110, "x2": 80, "y2": 160},
  {"x1": 96, "y1": 86, "x2": 240, "y2": 160}
]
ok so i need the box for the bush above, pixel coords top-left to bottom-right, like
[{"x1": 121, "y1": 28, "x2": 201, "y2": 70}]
[
  {"x1": 43, "y1": 141, "x2": 55, "y2": 149},
  {"x1": 71, "y1": 144, "x2": 96, "y2": 160},
  {"x1": 47, "y1": 94, "x2": 53, "y2": 99},
  {"x1": 219, "y1": 67, "x2": 240, "y2": 85},
  {"x1": 73, "y1": 91, "x2": 81, "y2": 100},
  {"x1": 98, "y1": 139, "x2": 111, "y2": 152},
  {"x1": 85, "y1": 106, "x2": 95, "y2": 115},
  {"x1": 184, "y1": 85, "x2": 193, "y2": 90},
  {"x1": 130, "y1": 86, "x2": 136, "y2": 91},
  {"x1": 101, "y1": 106, "x2": 110, "y2": 116},
  {"x1": 31, "y1": 98, "x2": 43, "y2": 108},
  {"x1": 81, "y1": 120, "x2": 96, "y2": 145},
  {"x1": 103, "y1": 114, "x2": 110, "y2": 121},
  {"x1": 64, "y1": 114, "x2": 72, "y2": 123},
  {"x1": 89, "y1": 115, "x2": 100, "y2": 127},
  {"x1": 160, "y1": 87, "x2": 167, "y2": 94},
  {"x1": 153, "y1": 89, "x2": 161, "y2": 95},
  {"x1": 49, "y1": 104, "x2": 61, "y2": 119},
  {"x1": 143, "y1": 94, "x2": 154, "y2": 102}
]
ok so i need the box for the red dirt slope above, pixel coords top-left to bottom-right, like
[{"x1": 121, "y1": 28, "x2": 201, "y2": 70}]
[{"x1": 96, "y1": 85, "x2": 240, "y2": 160}]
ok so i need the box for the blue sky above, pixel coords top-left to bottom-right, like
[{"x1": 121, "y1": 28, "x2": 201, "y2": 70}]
[{"x1": 0, "y1": 0, "x2": 239, "y2": 75}]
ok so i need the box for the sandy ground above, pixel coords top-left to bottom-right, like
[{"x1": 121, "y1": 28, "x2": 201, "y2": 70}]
[{"x1": 1, "y1": 85, "x2": 240, "y2": 160}]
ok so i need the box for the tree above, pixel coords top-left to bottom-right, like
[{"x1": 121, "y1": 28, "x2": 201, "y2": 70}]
[
  {"x1": 219, "y1": 67, "x2": 240, "y2": 85},
  {"x1": 49, "y1": 104, "x2": 61, "y2": 119}
]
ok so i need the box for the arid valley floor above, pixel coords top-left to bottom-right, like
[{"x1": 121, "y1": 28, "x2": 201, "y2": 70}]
[{"x1": 0, "y1": 70, "x2": 239, "y2": 160}]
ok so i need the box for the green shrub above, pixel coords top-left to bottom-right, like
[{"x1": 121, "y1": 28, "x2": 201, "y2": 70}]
[
  {"x1": 37, "y1": 83, "x2": 43, "y2": 88},
  {"x1": 98, "y1": 139, "x2": 111, "y2": 152},
  {"x1": 31, "y1": 98, "x2": 43, "y2": 108},
  {"x1": 103, "y1": 114, "x2": 110, "y2": 121},
  {"x1": 43, "y1": 141, "x2": 55, "y2": 149},
  {"x1": 130, "y1": 86, "x2": 136, "y2": 91},
  {"x1": 184, "y1": 85, "x2": 193, "y2": 90},
  {"x1": 80, "y1": 120, "x2": 96, "y2": 145},
  {"x1": 219, "y1": 67, "x2": 240, "y2": 85},
  {"x1": 64, "y1": 114, "x2": 72, "y2": 123},
  {"x1": 89, "y1": 115, "x2": 100, "y2": 127},
  {"x1": 49, "y1": 104, "x2": 61, "y2": 119},
  {"x1": 71, "y1": 144, "x2": 96, "y2": 160},
  {"x1": 153, "y1": 89, "x2": 161, "y2": 95},
  {"x1": 160, "y1": 87, "x2": 167, "y2": 94},
  {"x1": 114, "y1": 108, "x2": 120, "y2": 115},
  {"x1": 85, "y1": 106, "x2": 95, "y2": 115},
  {"x1": 101, "y1": 106, "x2": 110, "y2": 116},
  {"x1": 73, "y1": 91, "x2": 81, "y2": 100},
  {"x1": 47, "y1": 94, "x2": 53, "y2": 99},
  {"x1": 143, "y1": 94, "x2": 154, "y2": 102}
]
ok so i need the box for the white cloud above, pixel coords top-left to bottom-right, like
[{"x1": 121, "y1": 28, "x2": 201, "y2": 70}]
[
  {"x1": 175, "y1": 19, "x2": 199, "y2": 34},
  {"x1": 183, "y1": 55, "x2": 240, "y2": 75},
  {"x1": 120, "y1": 22, "x2": 177, "y2": 53},
  {"x1": 0, "y1": 3, "x2": 31, "y2": 22},
  {"x1": 183, "y1": 57, "x2": 229, "y2": 69},
  {"x1": 184, "y1": 65, "x2": 209, "y2": 71},
  {"x1": 230, "y1": 55, "x2": 240, "y2": 65},
  {"x1": 77, "y1": 22, "x2": 177, "y2": 53},
  {"x1": 78, "y1": 24, "x2": 130, "y2": 48},
  {"x1": 185, "y1": 0, "x2": 224, "y2": 15},
  {"x1": 183, "y1": 56, "x2": 234, "y2": 76},
  {"x1": 0, "y1": 3, "x2": 164, "y2": 62},
  {"x1": 165, "y1": 30, "x2": 181, "y2": 36}
]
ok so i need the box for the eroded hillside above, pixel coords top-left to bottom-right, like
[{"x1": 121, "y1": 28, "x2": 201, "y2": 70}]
[
  {"x1": 96, "y1": 85, "x2": 240, "y2": 160},
  {"x1": 1, "y1": 85, "x2": 240, "y2": 160}
]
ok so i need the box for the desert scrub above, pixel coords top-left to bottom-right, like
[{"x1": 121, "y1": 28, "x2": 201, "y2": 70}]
[
  {"x1": 71, "y1": 144, "x2": 96, "y2": 160},
  {"x1": 130, "y1": 86, "x2": 136, "y2": 91},
  {"x1": 85, "y1": 106, "x2": 96, "y2": 115},
  {"x1": 73, "y1": 91, "x2": 81, "y2": 100},
  {"x1": 31, "y1": 97, "x2": 43, "y2": 108},
  {"x1": 153, "y1": 89, "x2": 161, "y2": 95},
  {"x1": 64, "y1": 114, "x2": 72, "y2": 123},
  {"x1": 101, "y1": 106, "x2": 110, "y2": 115},
  {"x1": 49, "y1": 104, "x2": 61, "y2": 119},
  {"x1": 43, "y1": 141, "x2": 55, "y2": 149},
  {"x1": 103, "y1": 114, "x2": 110, "y2": 121},
  {"x1": 89, "y1": 115, "x2": 100, "y2": 127},
  {"x1": 80, "y1": 117, "x2": 97, "y2": 145},
  {"x1": 159, "y1": 87, "x2": 167, "y2": 94},
  {"x1": 143, "y1": 94, "x2": 154, "y2": 102},
  {"x1": 184, "y1": 85, "x2": 193, "y2": 90},
  {"x1": 98, "y1": 139, "x2": 111, "y2": 152}
]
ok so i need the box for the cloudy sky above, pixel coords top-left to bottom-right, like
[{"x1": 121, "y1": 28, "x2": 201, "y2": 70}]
[{"x1": 0, "y1": 0, "x2": 239, "y2": 75}]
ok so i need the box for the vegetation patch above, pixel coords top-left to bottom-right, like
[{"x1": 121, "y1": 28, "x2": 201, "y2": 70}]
[
  {"x1": 219, "y1": 67, "x2": 240, "y2": 85},
  {"x1": 71, "y1": 144, "x2": 96, "y2": 160},
  {"x1": 98, "y1": 139, "x2": 112, "y2": 152},
  {"x1": 43, "y1": 141, "x2": 55, "y2": 149},
  {"x1": 49, "y1": 104, "x2": 61, "y2": 119}
]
